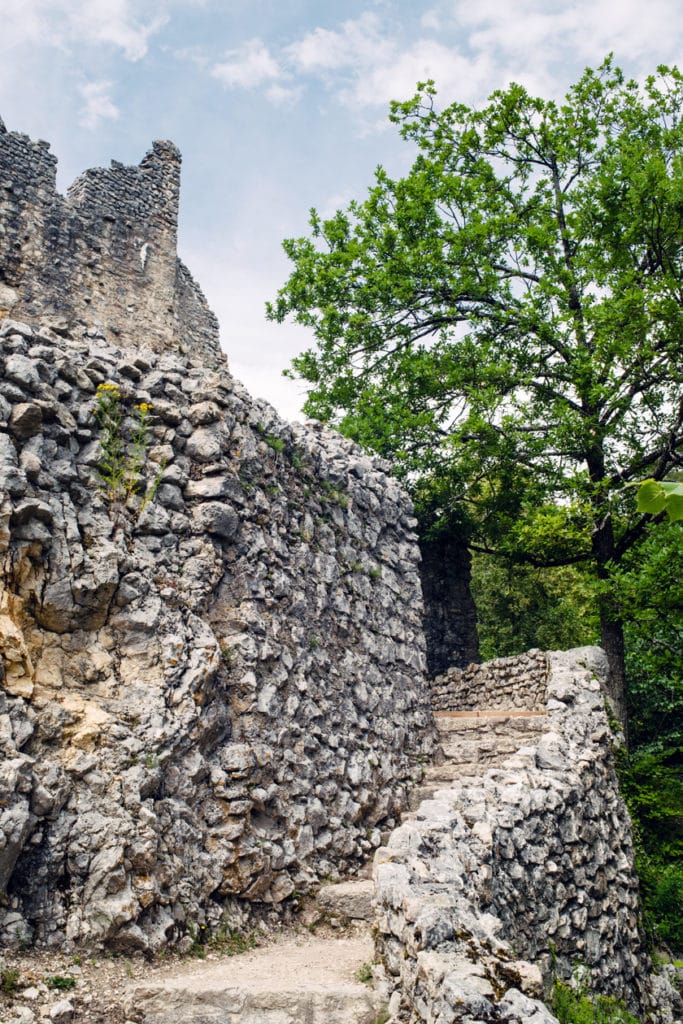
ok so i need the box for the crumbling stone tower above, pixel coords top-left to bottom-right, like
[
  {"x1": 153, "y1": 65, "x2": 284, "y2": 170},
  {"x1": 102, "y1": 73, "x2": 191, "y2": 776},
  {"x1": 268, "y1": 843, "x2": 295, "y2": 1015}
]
[{"x1": 0, "y1": 116, "x2": 220, "y2": 365}]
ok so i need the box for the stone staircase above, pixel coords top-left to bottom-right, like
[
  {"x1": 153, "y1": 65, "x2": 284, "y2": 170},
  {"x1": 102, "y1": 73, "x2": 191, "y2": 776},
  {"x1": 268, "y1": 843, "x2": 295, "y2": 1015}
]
[
  {"x1": 130, "y1": 707, "x2": 548, "y2": 1023},
  {"x1": 406, "y1": 709, "x2": 548, "y2": 811}
]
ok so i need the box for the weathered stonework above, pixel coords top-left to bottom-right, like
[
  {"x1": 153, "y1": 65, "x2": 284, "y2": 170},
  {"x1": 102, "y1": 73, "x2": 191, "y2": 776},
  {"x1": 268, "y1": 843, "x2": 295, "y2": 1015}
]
[
  {"x1": 431, "y1": 649, "x2": 549, "y2": 712},
  {"x1": 418, "y1": 535, "x2": 479, "y2": 676},
  {"x1": 375, "y1": 648, "x2": 664, "y2": 1023},
  {"x1": 0, "y1": 318, "x2": 435, "y2": 952},
  {"x1": 0, "y1": 116, "x2": 220, "y2": 366},
  {"x1": 0, "y1": 121, "x2": 673, "y2": 1024}
]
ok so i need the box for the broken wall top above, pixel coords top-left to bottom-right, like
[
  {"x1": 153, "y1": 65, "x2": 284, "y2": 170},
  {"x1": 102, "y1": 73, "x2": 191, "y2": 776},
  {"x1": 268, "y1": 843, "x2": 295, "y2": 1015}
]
[{"x1": 0, "y1": 116, "x2": 221, "y2": 367}]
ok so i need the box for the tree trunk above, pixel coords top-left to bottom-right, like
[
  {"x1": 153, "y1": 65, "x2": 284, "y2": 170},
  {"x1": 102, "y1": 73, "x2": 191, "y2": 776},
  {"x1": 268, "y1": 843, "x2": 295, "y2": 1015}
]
[
  {"x1": 591, "y1": 507, "x2": 629, "y2": 743},
  {"x1": 598, "y1": 608, "x2": 629, "y2": 745}
]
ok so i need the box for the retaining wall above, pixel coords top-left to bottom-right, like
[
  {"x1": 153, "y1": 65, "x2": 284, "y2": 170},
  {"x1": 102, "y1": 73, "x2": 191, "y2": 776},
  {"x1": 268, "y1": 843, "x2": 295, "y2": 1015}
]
[{"x1": 375, "y1": 648, "x2": 664, "y2": 1022}]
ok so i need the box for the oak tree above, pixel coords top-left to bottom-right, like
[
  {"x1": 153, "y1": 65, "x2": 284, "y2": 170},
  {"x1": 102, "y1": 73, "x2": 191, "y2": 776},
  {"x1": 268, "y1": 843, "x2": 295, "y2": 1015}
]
[{"x1": 268, "y1": 60, "x2": 683, "y2": 728}]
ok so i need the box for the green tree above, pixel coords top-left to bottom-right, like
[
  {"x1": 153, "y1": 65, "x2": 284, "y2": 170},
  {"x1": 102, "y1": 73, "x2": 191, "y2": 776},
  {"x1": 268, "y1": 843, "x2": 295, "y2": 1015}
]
[
  {"x1": 268, "y1": 59, "x2": 683, "y2": 729},
  {"x1": 471, "y1": 556, "x2": 599, "y2": 662}
]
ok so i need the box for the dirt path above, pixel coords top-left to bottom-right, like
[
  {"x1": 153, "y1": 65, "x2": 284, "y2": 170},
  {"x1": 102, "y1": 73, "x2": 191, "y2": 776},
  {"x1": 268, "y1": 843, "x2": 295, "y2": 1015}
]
[{"x1": 1, "y1": 710, "x2": 546, "y2": 1024}]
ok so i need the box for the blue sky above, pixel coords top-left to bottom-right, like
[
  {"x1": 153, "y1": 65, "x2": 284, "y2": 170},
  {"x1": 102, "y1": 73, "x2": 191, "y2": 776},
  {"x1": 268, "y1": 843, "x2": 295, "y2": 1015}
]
[{"x1": 2, "y1": 0, "x2": 682, "y2": 419}]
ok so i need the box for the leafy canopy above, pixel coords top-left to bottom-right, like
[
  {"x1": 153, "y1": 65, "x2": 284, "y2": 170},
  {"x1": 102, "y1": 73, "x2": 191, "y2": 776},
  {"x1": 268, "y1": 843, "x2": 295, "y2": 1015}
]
[{"x1": 268, "y1": 58, "x2": 683, "y2": 561}]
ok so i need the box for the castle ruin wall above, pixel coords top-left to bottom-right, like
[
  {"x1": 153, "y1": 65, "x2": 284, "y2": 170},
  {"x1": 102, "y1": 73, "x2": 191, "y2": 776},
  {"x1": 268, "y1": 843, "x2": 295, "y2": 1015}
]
[
  {"x1": 374, "y1": 648, "x2": 663, "y2": 1022},
  {"x1": 0, "y1": 317, "x2": 436, "y2": 951},
  {"x1": 0, "y1": 116, "x2": 220, "y2": 366},
  {"x1": 431, "y1": 648, "x2": 549, "y2": 712}
]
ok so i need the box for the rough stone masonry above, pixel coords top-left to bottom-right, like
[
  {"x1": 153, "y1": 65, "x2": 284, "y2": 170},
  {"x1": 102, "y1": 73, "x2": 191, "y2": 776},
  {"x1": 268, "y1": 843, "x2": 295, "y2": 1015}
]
[
  {"x1": 0, "y1": 116, "x2": 436, "y2": 949},
  {"x1": 375, "y1": 648, "x2": 675, "y2": 1023},
  {"x1": 0, "y1": 116, "x2": 219, "y2": 366},
  {"x1": 0, "y1": 316, "x2": 435, "y2": 950}
]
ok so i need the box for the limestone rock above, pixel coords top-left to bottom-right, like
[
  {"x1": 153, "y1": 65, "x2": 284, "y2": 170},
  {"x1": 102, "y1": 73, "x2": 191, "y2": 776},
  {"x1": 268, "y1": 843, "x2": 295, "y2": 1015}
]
[
  {"x1": 0, "y1": 320, "x2": 435, "y2": 952},
  {"x1": 374, "y1": 649, "x2": 658, "y2": 1023}
]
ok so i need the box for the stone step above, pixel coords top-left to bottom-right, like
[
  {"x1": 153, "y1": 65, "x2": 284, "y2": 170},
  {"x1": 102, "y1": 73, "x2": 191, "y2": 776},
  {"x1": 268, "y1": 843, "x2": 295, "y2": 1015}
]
[
  {"x1": 439, "y1": 735, "x2": 536, "y2": 762},
  {"x1": 403, "y1": 709, "x2": 550, "y2": 810},
  {"x1": 423, "y1": 763, "x2": 495, "y2": 783},
  {"x1": 435, "y1": 711, "x2": 547, "y2": 737},
  {"x1": 317, "y1": 879, "x2": 375, "y2": 921},
  {"x1": 132, "y1": 934, "x2": 384, "y2": 1024},
  {"x1": 409, "y1": 764, "x2": 496, "y2": 808}
]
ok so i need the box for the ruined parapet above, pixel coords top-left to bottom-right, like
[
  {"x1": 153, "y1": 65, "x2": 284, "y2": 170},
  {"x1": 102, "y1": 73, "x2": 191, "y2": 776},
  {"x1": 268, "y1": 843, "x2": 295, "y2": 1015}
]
[
  {"x1": 0, "y1": 118, "x2": 220, "y2": 365},
  {"x1": 431, "y1": 648, "x2": 549, "y2": 712}
]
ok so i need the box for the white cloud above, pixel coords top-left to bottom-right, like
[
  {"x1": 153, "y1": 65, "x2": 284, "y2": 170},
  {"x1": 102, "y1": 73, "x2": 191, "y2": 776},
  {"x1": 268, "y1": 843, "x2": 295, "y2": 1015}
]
[
  {"x1": 2, "y1": 0, "x2": 163, "y2": 60},
  {"x1": 451, "y1": 0, "x2": 683, "y2": 78},
  {"x1": 265, "y1": 83, "x2": 301, "y2": 106},
  {"x1": 70, "y1": 0, "x2": 165, "y2": 60},
  {"x1": 420, "y1": 9, "x2": 442, "y2": 31},
  {"x1": 285, "y1": 13, "x2": 392, "y2": 73},
  {"x1": 78, "y1": 80, "x2": 120, "y2": 130},
  {"x1": 212, "y1": 39, "x2": 282, "y2": 88},
  {"x1": 347, "y1": 40, "x2": 495, "y2": 109},
  {"x1": 216, "y1": 8, "x2": 561, "y2": 116}
]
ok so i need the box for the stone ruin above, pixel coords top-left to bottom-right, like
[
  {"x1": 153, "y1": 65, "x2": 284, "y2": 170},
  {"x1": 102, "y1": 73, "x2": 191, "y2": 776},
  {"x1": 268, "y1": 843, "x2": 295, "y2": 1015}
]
[
  {"x1": 375, "y1": 648, "x2": 670, "y2": 1022},
  {"x1": 0, "y1": 117, "x2": 676, "y2": 1023},
  {"x1": 0, "y1": 316, "x2": 436, "y2": 950},
  {"x1": 0, "y1": 116, "x2": 219, "y2": 367}
]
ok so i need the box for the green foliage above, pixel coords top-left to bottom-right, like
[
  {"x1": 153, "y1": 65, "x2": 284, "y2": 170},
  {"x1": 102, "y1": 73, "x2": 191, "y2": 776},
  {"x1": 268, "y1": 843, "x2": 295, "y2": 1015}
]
[
  {"x1": 269, "y1": 59, "x2": 683, "y2": 721},
  {"x1": 618, "y1": 742, "x2": 683, "y2": 948},
  {"x1": 355, "y1": 962, "x2": 374, "y2": 985},
  {"x1": 209, "y1": 927, "x2": 257, "y2": 957},
  {"x1": 271, "y1": 59, "x2": 683, "y2": 512},
  {"x1": 608, "y1": 521, "x2": 683, "y2": 745},
  {"x1": 619, "y1": 746, "x2": 683, "y2": 862},
  {"x1": 319, "y1": 479, "x2": 350, "y2": 508},
  {"x1": 188, "y1": 922, "x2": 257, "y2": 958},
  {"x1": 94, "y1": 382, "x2": 162, "y2": 519},
  {"x1": 0, "y1": 966, "x2": 20, "y2": 994},
  {"x1": 636, "y1": 479, "x2": 683, "y2": 522},
  {"x1": 472, "y1": 554, "x2": 599, "y2": 660},
  {"x1": 46, "y1": 975, "x2": 77, "y2": 990},
  {"x1": 645, "y1": 863, "x2": 683, "y2": 948},
  {"x1": 550, "y1": 979, "x2": 639, "y2": 1024},
  {"x1": 255, "y1": 422, "x2": 286, "y2": 453}
]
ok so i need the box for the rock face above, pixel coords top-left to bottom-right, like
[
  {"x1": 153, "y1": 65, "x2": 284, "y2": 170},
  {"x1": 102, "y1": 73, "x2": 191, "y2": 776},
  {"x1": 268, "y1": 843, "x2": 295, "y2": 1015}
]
[
  {"x1": 0, "y1": 117, "x2": 220, "y2": 366},
  {"x1": 375, "y1": 648, "x2": 655, "y2": 1022},
  {"x1": 0, "y1": 317, "x2": 435, "y2": 951}
]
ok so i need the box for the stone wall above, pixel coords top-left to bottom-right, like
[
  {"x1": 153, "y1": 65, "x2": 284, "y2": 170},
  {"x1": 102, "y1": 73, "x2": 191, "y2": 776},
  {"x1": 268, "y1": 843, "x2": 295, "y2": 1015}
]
[
  {"x1": 0, "y1": 317, "x2": 436, "y2": 952},
  {"x1": 374, "y1": 648, "x2": 661, "y2": 1023},
  {"x1": 0, "y1": 117, "x2": 220, "y2": 365},
  {"x1": 418, "y1": 535, "x2": 479, "y2": 675},
  {"x1": 431, "y1": 649, "x2": 548, "y2": 712}
]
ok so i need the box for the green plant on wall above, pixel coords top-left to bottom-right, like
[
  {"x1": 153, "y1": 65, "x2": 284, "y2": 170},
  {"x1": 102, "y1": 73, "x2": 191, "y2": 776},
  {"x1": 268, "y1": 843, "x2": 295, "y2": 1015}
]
[
  {"x1": 550, "y1": 978, "x2": 639, "y2": 1024},
  {"x1": 93, "y1": 382, "x2": 162, "y2": 522}
]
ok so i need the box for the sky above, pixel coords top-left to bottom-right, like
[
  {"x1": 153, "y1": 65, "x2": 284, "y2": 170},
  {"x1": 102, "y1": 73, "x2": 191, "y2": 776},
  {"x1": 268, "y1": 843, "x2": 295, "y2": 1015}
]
[{"x1": 1, "y1": 0, "x2": 682, "y2": 421}]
